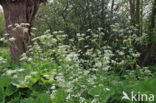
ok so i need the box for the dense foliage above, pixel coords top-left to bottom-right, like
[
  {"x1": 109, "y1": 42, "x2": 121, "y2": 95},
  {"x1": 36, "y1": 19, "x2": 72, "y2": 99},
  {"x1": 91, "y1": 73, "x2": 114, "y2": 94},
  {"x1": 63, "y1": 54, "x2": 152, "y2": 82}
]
[
  {"x1": 0, "y1": 0, "x2": 156, "y2": 103},
  {"x1": 0, "y1": 28, "x2": 155, "y2": 103}
]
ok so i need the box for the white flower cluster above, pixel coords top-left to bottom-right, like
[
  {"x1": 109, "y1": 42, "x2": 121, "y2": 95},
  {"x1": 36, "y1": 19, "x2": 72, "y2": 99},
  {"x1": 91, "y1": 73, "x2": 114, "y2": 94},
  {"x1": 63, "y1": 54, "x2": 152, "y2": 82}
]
[
  {"x1": 9, "y1": 37, "x2": 16, "y2": 42},
  {"x1": 0, "y1": 26, "x2": 146, "y2": 102},
  {"x1": 0, "y1": 57, "x2": 6, "y2": 64}
]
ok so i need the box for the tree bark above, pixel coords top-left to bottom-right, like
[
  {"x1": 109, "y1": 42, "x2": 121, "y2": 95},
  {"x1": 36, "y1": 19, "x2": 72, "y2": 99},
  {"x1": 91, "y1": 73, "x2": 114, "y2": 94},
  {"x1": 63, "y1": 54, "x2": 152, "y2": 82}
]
[
  {"x1": 141, "y1": 0, "x2": 156, "y2": 67},
  {"x1": 140, "y1": 0, "x2": 143, "y2": 35},
  {"x1": 129, "y1": 0, "x2": 135, "y2": 25},
  {"x1": 0, "y1": 0, "x2": 46, "y2": 62},
  {"x1": 136, "y1": 0, "x2": 140, "y2": 36},
  {"x1": 111, "y1": 0, "x2": 114, "y2": 19}
]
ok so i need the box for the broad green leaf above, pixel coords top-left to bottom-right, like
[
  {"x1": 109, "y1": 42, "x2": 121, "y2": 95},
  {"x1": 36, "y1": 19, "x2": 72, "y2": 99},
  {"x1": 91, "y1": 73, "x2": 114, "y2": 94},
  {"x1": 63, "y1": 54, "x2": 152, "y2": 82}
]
[
  {"x1": 0, "y1": 87, "x2": 5, "y2": 103},
  {"x1": 5, "y1": 85, "x2": 17, "y2": 96},
  {"x1": 20, "y1": 98, "x2": 34, "y2": 103},
  {"x1": 0, "y1": 76, "x2": 11, "y2": 87},
  {"x1": 8, "y1": 97, "x2": 20, "y2": 103},
  {"x1": 88, "y1": 87, "x2": 102, "y2": 97},
  {"x1": 34, "y1": 93, "x2": 51, "y2": 103}
]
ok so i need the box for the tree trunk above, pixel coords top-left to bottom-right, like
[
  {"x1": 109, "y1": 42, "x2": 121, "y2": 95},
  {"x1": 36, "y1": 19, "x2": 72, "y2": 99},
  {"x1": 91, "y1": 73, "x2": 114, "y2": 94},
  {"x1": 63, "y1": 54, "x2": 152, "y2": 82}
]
[
  {"x1": 141, "y1": 0, "x2": 156, "y2": 67},
  {"x1": 111, "y1": 0, "x2": 114, "y2": 19},
  {"x1": 136, "y1": 0, "x2": 140, "y2": 36},
  {"x1": 101, "y1": 0, "x2": 106, "y2": 28},
  {"x1": 0, "y1": 0, "x2": 46, "y2": 62},
  {"x1": 140, "y1": 0, "x2": 143, "y2": 35},
  {"x1": 129, "y1": 0, "x2": 135, "y2": 25}
]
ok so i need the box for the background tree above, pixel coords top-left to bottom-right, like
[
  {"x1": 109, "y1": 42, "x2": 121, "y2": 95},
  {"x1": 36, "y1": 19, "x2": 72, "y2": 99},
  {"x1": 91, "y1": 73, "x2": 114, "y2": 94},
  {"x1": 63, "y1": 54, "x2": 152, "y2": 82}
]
[
  {"x1": 0, "y1": 0, "x2": 47, "y2": 62},
  {"x1": 141, "y1": 0, "x2": 156, "y2": 66},
  {"x1": 35, "y1": 0, "x2": 156, "y2": 66}
]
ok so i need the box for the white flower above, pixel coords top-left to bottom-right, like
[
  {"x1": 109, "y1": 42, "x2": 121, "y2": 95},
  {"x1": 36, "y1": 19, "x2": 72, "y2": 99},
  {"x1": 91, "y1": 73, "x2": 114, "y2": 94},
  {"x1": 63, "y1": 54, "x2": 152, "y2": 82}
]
[
  {"x1": 9, "y1": 37, "x2": 16, "y2": 42},
  {"x1": 91, "y1": 98, "x2": 98, "y2": 103},
  {"x1": 31, "y1": 27, "x2": 37, "y2": 30},
  {"x1": 25, "y1": 75, "x2": 32, "y2": 80},
  {"x1": 84, "y1": 45, "x2": 89, "y2": 48},
  {"x1": 4, "y1": 33, "x2": 9, "y2": 36},
  {"x1": 0, "y1": 38, "x2": 5, "y2": 41},
  {"x1": 98, "y1": 27, "x2": 103, "y2": 31},
  {"x1": 12, "y1": 75, "x2": 18, "y2": 78},
  {"x1": 95, "y1": 62, "x2": 102, "y2": 67},
  {"x1": 53, "y1": 31, "x2": 58, "y2": 34},
  {"x1": 118, "y1": 51, "x2": 124, "y2": 55},
  {"x1": 65, "y1": 52, "x2": 78, "y2": 62},
  {"x1": 11, "y1": 82, "x2": 20, "y2": 88},
  {"x1": 85, "y1": 36, "x2": 90, "y2": 39},
  {"x1": 44, "y1": 75, "x2": 50, "y2": 78},
  {"x1": 132, "y1": 52, "x2": 140, "y2": 57},
  {"x1": 6, "y1": 70, "x2": 16, "y2": 75},
  {"x1": 87, "y1": 78, "x2": 95, "y2": 85},
  {"x1": 15, "y1": 23, "x2": 21, "y2": 28},
  {"x1": 102, "y1": 66, "x2": 109, "y2": 71},
  {"x1": 81, "y1": 33, "x2": 85, "y2": 36},
  {"x1": 0, "y1": 57, "x2": 6, "y2": 64},
  {"x1": 80, "y1": 97, "x2": 86, "y2": 103},
  {"x1": 78, "y1": 37, "x2": 84, "y2": 41},
  {"x1": 51, "y1": 85, "x2": 56, "y2": 90},
  {"x1": 144, "y1": 69, "x2": 151, "y2": 73},
  {"x1": 84, "y1": 70, "x2": 89, "y2": 75},
  {"x1": 69, "y1": 39, "x2": 74, "y2": 42},
  {"x1": 77, "y1": 33, "x2": 81, "y2": 37},
  {"x1": 58, "y1": 31, "x2": 64, "y2": 33},
  {"x1": 30, "y1": 72, "x2": 37, "y2": 75},
  {"x1": 66, "y1": 88, "x2": 72, "y2": 93},
  {"x1": 8, "y1": 24, "x2": 12, "y2": 28},
  {"x1": 105, "y1": 88, "x2": 110, "y2": 91},
  {"x1": 50, "y1": 90, "x2": 56, "y2": 99},
  {"x1": 28, "y1": 58, "x2": 32, "y2": 61},
  {"x1": 66, "y1": 94, "x2": 71, "y2": 100},
  {"x1": 17, "y1": 68, "x2": 24, "y2": 72},
  {"x1": 21, "y1": 53, "x2": 26, "y2": 57},
  {"x1": 87, "y1": 29, "x2": 91, "y2": 32},
  {"x1": 19, "y1": 80, "x2": 26, "y2": 85},
  {"x1": 65, "y1": 55, "x2": 72, "y2": 62},
  {"x1": 20, "y1": 56, "x2": 27, "y2": 61},
  {"x1": 23, "y1": 28, "x2": 29, "y2": 33},
  {"x1": 118, "y1": 60, "x2": 125, "y2": 65},
  {"x1": 20, "y1": 23, "x2": 30, "y2": 26}
]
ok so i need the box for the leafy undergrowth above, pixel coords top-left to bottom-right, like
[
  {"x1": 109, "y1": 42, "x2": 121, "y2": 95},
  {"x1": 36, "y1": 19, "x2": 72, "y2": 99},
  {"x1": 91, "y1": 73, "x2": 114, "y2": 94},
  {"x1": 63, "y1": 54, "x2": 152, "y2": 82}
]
[{"x1": 0, "y1": 27, "x2": 156, "y2": 103}]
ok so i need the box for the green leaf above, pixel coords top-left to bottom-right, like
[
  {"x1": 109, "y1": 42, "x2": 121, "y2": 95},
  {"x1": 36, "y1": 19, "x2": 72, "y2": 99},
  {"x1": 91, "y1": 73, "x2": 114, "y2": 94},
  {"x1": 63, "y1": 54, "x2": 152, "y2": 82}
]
[
  {"x1": 8, "y1": 97, "x2": 20, "y2": 103},
  {"x1": 134, "y1": 78, "x2": 156, "y2": 95},
  {"x1": 34, "y1": 93, "x2": 51, "y2": 103},
  {"x1": 5, "y1": 85, "x2": 17, "y2": 96},
  {"x1": 0, "y1": 76, "x2": 11, "y2": 87},
  {"x1": 53, "y1": 89, "x2": 67, "y2": 103},
  {"x1": 20, "y1": 98, "x2": 34, "y2": 103},
  {"x1": 88, "y1": 87, "x2": 102, "y2": 97},
  {"x1": 0, "y1": 87, "x2": 5, "y2": 103}
]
